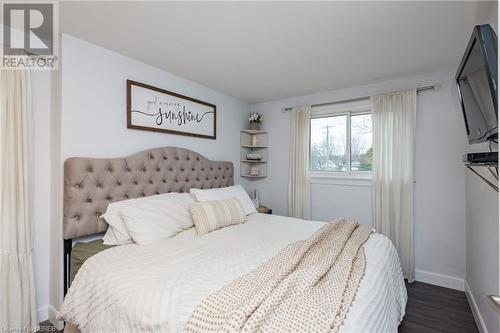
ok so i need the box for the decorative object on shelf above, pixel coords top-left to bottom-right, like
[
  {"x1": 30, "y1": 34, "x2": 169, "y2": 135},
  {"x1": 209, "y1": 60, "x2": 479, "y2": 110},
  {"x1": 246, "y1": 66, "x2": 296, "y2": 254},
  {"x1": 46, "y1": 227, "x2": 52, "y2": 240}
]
[
  {"x1": 257, "y1": 206, "x2": 272, "y2": 214},
  {"x1": 246, "y1": 153, "x2": 262, "y2": 160},
  {"x1": 250, "y1": 167, "x2": 259, "y2": 176},
  {"x1": 248, "y1": 112, "x2": 263, "y2": 130},
  {"x1": 127, "y1": 80, "x2": 216, "y2": 139},
  {"x1": 251, "y1": 135, "x2": 258, "y2": 147}
]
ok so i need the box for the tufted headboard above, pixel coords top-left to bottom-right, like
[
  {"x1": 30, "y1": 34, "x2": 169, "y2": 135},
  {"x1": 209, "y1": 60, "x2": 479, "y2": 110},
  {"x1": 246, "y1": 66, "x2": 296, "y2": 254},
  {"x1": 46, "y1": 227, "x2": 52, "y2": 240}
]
[{"x1": 63, "y1": 147, "x2": 234, "y2": 240}]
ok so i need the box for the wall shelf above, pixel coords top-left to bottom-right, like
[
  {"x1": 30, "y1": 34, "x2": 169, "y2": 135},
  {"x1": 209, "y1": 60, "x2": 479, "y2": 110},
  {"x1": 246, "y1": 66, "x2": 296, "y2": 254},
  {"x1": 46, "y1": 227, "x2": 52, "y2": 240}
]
[
  {"x1": 241, "y1": 129, "x2": 267, "y2": 135},
  {"x1": 487, "y1": 295, "x2": 500, "y2": 315},
  {"x1": 241, "y1": 130, "x2": 268, "y2": 179},
  {"x1": 465, "y1": 162, "x2": 498, "y2": 192},
  {"x1": 241, "y1": 160, "x2": 268, "y2": 163},
  {"x1": 241, "y1": 145, "x2": 268, "y2": 148}
]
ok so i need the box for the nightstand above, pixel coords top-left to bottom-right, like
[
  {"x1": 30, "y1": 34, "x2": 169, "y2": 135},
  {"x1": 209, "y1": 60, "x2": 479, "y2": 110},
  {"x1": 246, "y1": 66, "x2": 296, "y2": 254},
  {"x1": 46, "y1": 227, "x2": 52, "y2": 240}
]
[{"x1": 257, "y1": 206, "x2": 272, "y2": 214}]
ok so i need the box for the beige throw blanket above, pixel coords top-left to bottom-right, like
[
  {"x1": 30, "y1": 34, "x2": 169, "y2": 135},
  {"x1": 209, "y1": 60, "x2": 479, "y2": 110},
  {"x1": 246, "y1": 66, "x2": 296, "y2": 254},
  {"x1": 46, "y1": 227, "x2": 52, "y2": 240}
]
[{"x1": 186, "y1": 219, "x2": 372, "y2": 333}]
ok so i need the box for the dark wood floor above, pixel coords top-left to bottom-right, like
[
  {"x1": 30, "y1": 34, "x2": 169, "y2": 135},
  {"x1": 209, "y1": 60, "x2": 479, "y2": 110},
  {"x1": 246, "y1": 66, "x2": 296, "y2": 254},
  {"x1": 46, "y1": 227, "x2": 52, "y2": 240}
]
[
  {"x1": 399, "y1": 281, "x2": 479, "y2": 333},
  {"x1": 39, "y1": 320, "x2": 62, "y2": 332},
  {"x1": 40, "y1": 281, "x2": 478, "y2": 333}
]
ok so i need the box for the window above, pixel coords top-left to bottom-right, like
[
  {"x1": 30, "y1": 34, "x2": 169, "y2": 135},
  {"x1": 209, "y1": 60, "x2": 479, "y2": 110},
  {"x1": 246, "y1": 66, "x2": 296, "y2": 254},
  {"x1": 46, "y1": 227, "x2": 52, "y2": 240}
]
[{"x1": 310, "y1": 111, "x2": 372, "y2": 173}]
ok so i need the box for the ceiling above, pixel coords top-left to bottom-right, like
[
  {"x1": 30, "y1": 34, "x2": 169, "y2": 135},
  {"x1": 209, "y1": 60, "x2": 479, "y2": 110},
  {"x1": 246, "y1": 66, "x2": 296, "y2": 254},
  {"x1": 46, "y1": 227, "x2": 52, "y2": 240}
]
[{"x1": 61, "y1": 1, "x2": 486, "y2": 103}]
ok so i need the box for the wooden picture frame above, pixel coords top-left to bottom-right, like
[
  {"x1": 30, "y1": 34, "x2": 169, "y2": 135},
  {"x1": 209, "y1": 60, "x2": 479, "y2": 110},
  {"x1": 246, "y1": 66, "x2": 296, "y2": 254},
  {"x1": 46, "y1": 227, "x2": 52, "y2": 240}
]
[{"x1": 127, "y1": 80, "x2": 217, "y2": 139}]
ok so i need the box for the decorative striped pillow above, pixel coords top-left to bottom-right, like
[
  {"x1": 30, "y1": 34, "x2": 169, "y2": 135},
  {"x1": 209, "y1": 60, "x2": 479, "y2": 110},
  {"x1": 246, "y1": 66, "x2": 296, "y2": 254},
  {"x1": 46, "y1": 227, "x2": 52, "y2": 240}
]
[{"x1": 189, "y1": 198, "x2": 246, "y2": 235}]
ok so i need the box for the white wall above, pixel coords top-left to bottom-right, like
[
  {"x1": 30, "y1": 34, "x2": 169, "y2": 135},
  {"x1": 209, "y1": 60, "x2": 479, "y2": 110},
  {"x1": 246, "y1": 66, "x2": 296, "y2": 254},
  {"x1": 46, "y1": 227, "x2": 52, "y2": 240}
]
[
  {"x1": 464, "y1": 4, "x2": 499, "y2": 333},
  {"x1": 250, "y1": 69, "x2": 468, "y2": 290},
  {"x1": 60, "y1": 34, "x2": 250, "y2": 169},
  {"x1": 311, "y1": 180, "x2": 372, "y2": 224},
  {"x1": 465, "y1": 169, "x2": 499, "y2": 333},
  {"x1": 39, "y1": 33, "x2": 251, "y2": 323}
]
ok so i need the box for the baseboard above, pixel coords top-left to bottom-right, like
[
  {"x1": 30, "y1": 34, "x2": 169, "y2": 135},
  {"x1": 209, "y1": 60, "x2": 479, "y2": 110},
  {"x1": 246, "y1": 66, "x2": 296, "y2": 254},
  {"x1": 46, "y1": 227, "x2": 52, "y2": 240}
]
[
  {"x1": 37, "y1": 305, "x2": 48, "y2": 322},
  {"x1": 465, "y1": 281, "x2": 488, "y2": 333},
  {"x1": 414, "y1": 269, "x2": 465, "y2": 291},
  {"x1": 48, "y1": 304, "x2": 64, "y2": 330},
  {"x1": 465, "y1": 281, "x2": 489, "y2": 333}
]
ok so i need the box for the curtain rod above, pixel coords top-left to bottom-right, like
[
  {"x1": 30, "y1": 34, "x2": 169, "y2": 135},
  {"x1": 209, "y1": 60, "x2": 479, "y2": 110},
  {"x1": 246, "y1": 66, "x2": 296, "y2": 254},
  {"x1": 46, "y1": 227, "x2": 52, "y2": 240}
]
[{"x1": 281, "y1": 83, "x2": 440, "y2": 112}]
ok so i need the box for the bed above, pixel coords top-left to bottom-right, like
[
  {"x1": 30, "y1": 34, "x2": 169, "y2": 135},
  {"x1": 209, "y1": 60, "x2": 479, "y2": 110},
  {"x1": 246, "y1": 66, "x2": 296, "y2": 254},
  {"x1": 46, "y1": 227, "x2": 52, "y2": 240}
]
[{"x1": 58, "y1": 147, "x2": 407, "y2": 333}]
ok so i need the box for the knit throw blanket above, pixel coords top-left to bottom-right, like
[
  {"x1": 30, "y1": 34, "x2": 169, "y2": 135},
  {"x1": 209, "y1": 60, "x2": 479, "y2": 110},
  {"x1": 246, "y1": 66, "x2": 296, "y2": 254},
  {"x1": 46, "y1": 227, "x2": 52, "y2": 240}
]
[{"x1": 186, "y1": 219, "x2": 372, "y2": 333}]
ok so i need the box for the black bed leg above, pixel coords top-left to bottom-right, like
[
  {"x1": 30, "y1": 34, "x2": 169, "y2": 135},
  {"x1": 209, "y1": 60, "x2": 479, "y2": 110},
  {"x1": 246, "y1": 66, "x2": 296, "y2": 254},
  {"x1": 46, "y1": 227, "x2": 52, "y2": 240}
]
[{"x1": 63, "y1": 239, "x2": 72, "y2": 296}]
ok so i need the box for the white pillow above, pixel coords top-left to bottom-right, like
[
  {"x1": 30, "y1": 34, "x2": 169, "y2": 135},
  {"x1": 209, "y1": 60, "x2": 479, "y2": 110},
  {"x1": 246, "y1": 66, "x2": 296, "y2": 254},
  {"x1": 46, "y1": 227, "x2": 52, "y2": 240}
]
[
  {"x1": 101, "y1": 193, "x2": 193, "y2": 245},
  {"x1": 120, "y1": 193, "x2": 194, "y2": 245},
  {"x1": 190, "y1": 185, "x2": 256, "y2": 215},
  {"x1": 102, "y1": 205, "x2": 133, "y2": 246},
  {"x1": 102, "y1": 226, "x2": 122, "y2": 245}
]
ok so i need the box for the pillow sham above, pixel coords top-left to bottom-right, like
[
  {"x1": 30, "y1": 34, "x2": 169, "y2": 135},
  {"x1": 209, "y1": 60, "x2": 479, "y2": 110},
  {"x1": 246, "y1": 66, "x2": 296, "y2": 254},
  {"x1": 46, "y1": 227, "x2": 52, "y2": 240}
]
[
  {"x1": 102, "y1": 227, "x2": 121, "y2": 246},
  {"x1": 190, "y1": 184, "x2": 256, "y2": 215},
  {"x1": 102, "y1": 205, "x2": 133, "y2": 246},
  {"x1": 101, "y1": 192, "x2": 193, "y2": 245},
  {"x1": 120, "y1": 193, "x2": 194, "y2": 245},
  {"x1": 189, "y1": 198, "x2": 245, "y2": 235}
]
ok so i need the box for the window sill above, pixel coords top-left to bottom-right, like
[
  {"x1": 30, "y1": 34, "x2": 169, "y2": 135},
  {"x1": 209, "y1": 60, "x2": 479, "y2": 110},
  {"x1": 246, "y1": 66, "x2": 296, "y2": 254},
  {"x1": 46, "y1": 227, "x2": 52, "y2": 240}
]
[{"x1": 309, "y1": 172, "x2": 372, "y2": 187}]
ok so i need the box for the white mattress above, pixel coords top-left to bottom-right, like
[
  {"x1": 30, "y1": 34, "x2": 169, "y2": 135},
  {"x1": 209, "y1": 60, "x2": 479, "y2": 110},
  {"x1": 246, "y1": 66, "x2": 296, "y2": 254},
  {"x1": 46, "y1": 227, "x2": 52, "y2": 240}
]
[{"x1": 59, "y1": 213, "x2": 407, "y2": 333}]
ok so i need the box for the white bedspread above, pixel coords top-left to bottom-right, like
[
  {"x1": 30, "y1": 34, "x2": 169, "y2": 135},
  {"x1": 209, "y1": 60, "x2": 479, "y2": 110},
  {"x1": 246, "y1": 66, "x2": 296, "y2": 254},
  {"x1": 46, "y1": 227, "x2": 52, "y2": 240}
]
[{"x1": 59, "y1": 213, "x2": 407, "y2": 333}]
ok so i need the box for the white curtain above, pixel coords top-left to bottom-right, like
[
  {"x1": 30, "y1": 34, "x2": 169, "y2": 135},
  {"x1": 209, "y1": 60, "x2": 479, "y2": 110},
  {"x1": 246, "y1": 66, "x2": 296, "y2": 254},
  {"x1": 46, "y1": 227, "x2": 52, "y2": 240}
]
[
  {"x1": 0, "y1": 70, "x2": 38, "y2": 330},
  {"x1": 371, "y1": 89, "x2": 416, "y2": 282},
  {"x1": 288, "y1": 106, "x2": 311, "y2": 220}
]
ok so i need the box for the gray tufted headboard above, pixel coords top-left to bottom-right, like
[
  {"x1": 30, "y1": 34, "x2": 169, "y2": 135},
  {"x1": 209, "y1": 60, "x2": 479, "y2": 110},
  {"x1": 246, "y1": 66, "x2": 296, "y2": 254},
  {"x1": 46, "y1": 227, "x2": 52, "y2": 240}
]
[{"x1": 63, "y1": 146, "x2": 234, "y2": 240}]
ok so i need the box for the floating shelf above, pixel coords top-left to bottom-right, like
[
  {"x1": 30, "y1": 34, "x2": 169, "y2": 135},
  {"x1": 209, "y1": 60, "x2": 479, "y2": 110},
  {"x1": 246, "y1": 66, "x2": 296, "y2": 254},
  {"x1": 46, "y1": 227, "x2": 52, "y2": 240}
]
[
  {"x1": 241, "y1": 145, "x2": 268, "y2": 148},
  {"x1": 241, "y1": 160, "x2": 267, "y2": 163},
  {"x1": 241, "y1": 130, "x2": 268, "y2": 180},
  {"x1": 241, "y1": 129, "x2": 267, "y2": 135}
]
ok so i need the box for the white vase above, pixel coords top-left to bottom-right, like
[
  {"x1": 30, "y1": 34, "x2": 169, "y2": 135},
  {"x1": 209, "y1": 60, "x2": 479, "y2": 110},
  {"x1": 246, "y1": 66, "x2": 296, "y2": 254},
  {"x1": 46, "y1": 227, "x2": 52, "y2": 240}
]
[{"x1": 251, "y1": 135, "x2": 258, "y2": 146}]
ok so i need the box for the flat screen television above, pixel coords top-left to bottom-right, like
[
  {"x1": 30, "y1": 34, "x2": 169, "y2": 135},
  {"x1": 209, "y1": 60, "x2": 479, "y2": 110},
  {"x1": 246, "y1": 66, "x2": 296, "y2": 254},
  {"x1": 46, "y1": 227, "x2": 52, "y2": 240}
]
[{"x1": 456, "y1": 24, "x2": 498, "y2": 144}]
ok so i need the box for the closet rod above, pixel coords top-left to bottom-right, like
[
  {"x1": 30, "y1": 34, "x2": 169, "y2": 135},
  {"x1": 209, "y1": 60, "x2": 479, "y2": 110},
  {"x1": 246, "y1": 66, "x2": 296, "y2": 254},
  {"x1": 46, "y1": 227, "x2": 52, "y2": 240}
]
[{"x1": 281, "y1": 84, "x2": 439, "y2": 112}]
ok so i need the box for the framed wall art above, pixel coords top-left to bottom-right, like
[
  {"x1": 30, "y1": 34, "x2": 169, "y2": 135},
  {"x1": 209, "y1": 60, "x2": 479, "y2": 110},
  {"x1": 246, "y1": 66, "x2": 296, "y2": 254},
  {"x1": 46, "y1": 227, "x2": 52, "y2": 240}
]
[{"x1": 127, "y1": 80, "x2": 216, "y2": 139}]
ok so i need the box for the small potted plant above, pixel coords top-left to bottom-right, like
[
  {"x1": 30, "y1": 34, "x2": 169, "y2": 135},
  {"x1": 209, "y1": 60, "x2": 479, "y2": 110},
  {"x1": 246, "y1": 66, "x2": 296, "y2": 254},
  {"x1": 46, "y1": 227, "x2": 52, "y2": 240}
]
[{"x1": 248, "y1": 112, "x2": 263, "y2": 130}]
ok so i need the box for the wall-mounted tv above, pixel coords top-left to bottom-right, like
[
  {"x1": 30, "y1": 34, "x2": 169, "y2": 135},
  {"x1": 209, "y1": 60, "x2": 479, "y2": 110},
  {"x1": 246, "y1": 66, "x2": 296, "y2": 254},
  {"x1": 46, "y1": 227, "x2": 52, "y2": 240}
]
[{"x1": 456, "y1": 24, "x2": 498, "y2": 144}]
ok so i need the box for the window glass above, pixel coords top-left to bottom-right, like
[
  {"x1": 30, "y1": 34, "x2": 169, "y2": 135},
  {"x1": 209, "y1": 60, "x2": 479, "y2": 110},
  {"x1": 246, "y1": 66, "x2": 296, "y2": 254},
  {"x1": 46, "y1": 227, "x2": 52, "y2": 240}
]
[
  {"x1": 310, "y1": 115, "x2": 348, "y2": 171},
  {"x1": 310, "y1": 112, "x2": 372, "y2": 174},
  {"x1": 350, "y1": 114, "x2": 372, "y2": 171}
]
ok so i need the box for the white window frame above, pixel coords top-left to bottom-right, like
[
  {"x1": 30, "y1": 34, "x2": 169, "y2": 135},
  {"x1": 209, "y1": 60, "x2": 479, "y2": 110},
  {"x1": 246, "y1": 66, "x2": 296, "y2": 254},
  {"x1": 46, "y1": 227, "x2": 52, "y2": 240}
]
[{"x1": 309, "y1": 102, "x2": 372, "y2": 182}]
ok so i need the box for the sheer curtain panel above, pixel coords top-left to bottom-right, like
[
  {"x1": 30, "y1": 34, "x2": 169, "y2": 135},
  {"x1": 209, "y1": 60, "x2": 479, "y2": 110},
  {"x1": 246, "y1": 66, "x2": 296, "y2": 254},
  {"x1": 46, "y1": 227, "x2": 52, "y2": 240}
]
[
  {"x1": 288, "y1": 106, "x2": 311, "y2": 220},
  {"x1": 371, "y1": 89, "x2": 416, "y2": 282},
  {"x1": 0, "y1": 69, "x2": 38, "y2": 330}
]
